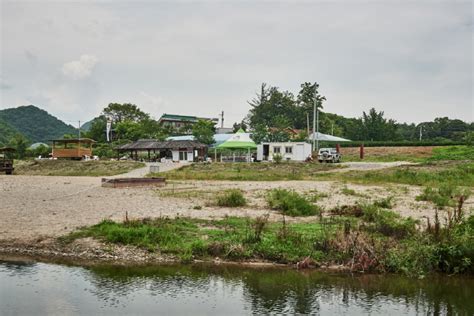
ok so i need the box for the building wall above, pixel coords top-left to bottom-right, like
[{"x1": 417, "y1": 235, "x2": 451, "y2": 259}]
[
  {"x1": 171, "y1": 150, "x2": 194, "y2": 162},
  {"x1": 257, "y1": 142, "x2": 311, "y2": 161}
]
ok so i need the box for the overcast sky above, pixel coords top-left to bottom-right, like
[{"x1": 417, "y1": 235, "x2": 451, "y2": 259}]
[{"x1": 1, "y1": 0, "x2": 473, "y2": 127}]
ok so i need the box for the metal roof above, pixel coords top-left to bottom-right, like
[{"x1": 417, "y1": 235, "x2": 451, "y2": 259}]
[
  {"x1": 308, "y1": 132, "x2": 351, "y2": 142},
  {"x1": 50, "y1": 138, "x2": 96, "y2": 143},
  {"x1": 159, "y1": 113, "x2": 218, "y2": 123},
  {"x1": 117, "y1": 139, "x2": 207, "y2": 151}
]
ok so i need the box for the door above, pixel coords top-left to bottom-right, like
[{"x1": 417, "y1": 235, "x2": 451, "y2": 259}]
[
  {"x1": 295, "y1": 144, "x2": 305, "y2": 161},
  {"x1": 263, "y1": 144, "x2": 270, "y2": 160}
]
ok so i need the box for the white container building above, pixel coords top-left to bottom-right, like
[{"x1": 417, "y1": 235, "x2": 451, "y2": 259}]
[{"x1": 257, "y1": 142, "x2": 312, "y2": 162}]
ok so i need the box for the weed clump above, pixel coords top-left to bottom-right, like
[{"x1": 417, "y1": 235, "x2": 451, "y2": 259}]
[
  {"x1": 373, "y1": 196, "x2": 394, "y2": 209},
  {"x1": 416, "y1": 184, "x2": 470, "y2": 209},
  {"x1": 341, "y1": 186, "x2": 358, "y2": 196},
  {"x1": 216, "y1": 189, "x2": 246, "y2": 207},
  {"x1": 361, "y1": 204, "x2": 417, "y2": 239},
  {"x1": 267, "y1": 189, "x2": 321, "y2": 216}
]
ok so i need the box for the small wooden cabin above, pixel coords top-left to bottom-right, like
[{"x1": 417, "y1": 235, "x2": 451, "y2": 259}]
[{"x1": 51, "y1": 138, "x2": 95, "y2": 159}]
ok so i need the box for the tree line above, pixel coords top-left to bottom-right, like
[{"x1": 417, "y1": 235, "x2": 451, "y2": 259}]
[{"x1": 243, "y1": 82, "x2": 473, "y2": 143}]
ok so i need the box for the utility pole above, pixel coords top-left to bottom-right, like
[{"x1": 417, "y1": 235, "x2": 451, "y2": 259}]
[
  {"x1": 78, "y1": 120, "x2": 81, "y2": 139},
  {"x1": 419, "y1": 125, "x2": 423, "y2": 141},
  {"x1": 313, "y1": 84, "x2": 320, "y2": 152},
  {"x1": 312, "y1": 86, "x2": 317, "y2": 152},
  {"x1": 306, "y1": 112, "x2": 310, "y2": 137},
  {"x1": 220, "y1": 111, "x2": 224, "y2": 128}
]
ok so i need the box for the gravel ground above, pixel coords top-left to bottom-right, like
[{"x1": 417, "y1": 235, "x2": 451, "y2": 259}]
[{"x1": 2, "y1": 173, "x2": 469, "y2": 242}]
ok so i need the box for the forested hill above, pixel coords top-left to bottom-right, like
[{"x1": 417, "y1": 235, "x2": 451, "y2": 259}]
[
  {"x1": 0, "y1": 117, "x2": 19, "y2": 145},
  {"x1": 0, "y1": 105, "x2": 77, "y2": 143}
]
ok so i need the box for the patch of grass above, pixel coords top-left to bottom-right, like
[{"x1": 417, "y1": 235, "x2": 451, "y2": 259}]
[
  {"x1": 327, "y1": 161, "x2": 474, "y2": 187},
  {"x1": 361, "y1": 203, "x2": 418, "y2": 239},
  {"x1": 373, "y1": 196, "x2": 394, "y2": 209},
  {"x1": 427, "y1": 146, "x2": 474, "y2": 161},
  {"x1": 307, "y1": 190, "x2": 329, "y2": 202},
  {"x1": 14, "y1": 160, "x2": 145, "y2": 176},
  {"x1": 216, "y1": 189, "x2": 247, "y2": 207},
  {"x1": 416, "y1": 184, "x2": 471, "y2": 209},
  {"x1": 150, "y1": 162, "x2": 340, "y2": 181},
  {"x1": 266, "y1": 189, "x2": 321, "y2": 217},
  {"x1": 341, "y1": 186, "x2": 357, "y2": 196}
]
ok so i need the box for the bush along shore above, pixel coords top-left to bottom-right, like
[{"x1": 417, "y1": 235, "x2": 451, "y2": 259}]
[{"x1": 58, "y1": 195, "x2": 473, "y2": 277}]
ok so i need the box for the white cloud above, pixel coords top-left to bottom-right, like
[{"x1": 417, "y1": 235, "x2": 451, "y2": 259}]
[{"x1": 62, "y1": 55, "x2": 98, "y2": 80}]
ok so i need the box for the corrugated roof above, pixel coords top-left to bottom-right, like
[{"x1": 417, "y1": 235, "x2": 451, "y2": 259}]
[
  {"x1": 159, "y1": 113, "x2": 218, "y2": 123},
  {"x1": 50, "y1": 138, "x2": 96, "y2": 143},
  {"x1": 117, "y1": 139, "x2": 207, "y2": 151}
]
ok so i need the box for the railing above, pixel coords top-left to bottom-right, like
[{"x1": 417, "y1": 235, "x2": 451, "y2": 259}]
[{"x1": 52, "y1": 148, "x2": 92, "y2": 158}]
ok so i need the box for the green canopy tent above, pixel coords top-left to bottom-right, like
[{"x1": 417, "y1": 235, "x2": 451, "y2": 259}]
[{"x1": 216, "y1": 128, "x2": 257, "y2": 162}]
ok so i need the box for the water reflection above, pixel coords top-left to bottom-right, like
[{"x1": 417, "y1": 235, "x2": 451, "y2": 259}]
[{"x1": 1, "y1": 260, "x2": 473, "y2": 315}]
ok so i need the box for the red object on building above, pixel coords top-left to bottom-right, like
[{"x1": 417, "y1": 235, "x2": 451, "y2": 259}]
[
  {"x1": 360, "y1": 144, "x2": 364, "y2": 159},
  {"x1": 336, "y1": 143, "x2": 340, "y2": 153}
]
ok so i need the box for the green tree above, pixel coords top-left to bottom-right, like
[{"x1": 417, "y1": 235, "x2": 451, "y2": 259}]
[
  {"x1": 192, "y1": 120, "x2": 216, "y2": 145},
  {"x1": 102, "y1": 103, "x2": 149, "y2": 123},
  {"x1": 84, "y1": 116, "x2": 107, "y2": 142},
  {"x1": 250, "y1": 124, "x2": 269, "y2": 144},
  {"x1": 9, "y1": 133, "x2": 29, "y2": 159},
  {"x1": 296, "y1": 82, "x2": 326, "y2": 129},
  {"x1": 361, "y1": 108, "x2": 397, "y2": 141},
  {"x1": 233, "y1": 121, "x2": 248, "y2": 132}
]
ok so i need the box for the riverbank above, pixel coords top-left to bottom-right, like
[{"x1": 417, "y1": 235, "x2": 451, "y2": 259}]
[{"x1": 1, "y1": 209, "x2": 472, "y2": 277}]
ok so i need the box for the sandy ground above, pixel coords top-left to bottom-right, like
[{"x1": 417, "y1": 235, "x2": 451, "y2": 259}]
[{"x1": 2, "y1": 172, "x2": 471, "y2": 242}]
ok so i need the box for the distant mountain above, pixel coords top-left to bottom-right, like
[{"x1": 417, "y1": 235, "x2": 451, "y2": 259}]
[
  {"x1": 80, "y1": 119, "x2": 94, "y2": 132},
  {"x1": 0, "y1": 105, "x2": 78, "y2": 143}
]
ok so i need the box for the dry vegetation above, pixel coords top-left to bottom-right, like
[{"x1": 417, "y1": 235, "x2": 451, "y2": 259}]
[
  {"x1": 14, "y1": 160, "x2": 145, "y2": 176},
  {"x1": 340, "y1": 146, "x2": 437, "y2": 162}
]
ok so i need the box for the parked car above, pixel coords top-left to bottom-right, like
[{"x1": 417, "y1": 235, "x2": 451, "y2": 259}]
[
  {"x1": 0, "y1": 147, "x2": 15, "y2": 175},
  {"x1": 317, "y1": 148, "x2": 341, "y2": 163}
]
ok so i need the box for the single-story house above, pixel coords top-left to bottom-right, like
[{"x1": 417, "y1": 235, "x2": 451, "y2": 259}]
[
  {"x1": 117, "y1": 139, "x2": 207, "y2": 162},
  {"x1": 257, "y1": 142, "x2": 312, "y2": 162}
]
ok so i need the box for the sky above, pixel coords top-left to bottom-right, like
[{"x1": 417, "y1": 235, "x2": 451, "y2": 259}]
[{"x1": 1, "y1": 0, "x2": 473, "y2": 128}]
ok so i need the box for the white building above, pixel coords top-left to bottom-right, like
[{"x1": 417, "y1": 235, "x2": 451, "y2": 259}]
[{"x1": 257, "y1": 142, "x2": 312, "y2": 162}]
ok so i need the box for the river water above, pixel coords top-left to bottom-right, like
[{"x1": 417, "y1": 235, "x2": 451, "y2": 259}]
[{"x1": 0, "y1": 259, "x2": 472, "y2": 315}]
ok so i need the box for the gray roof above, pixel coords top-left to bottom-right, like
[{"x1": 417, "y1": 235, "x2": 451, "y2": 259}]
[{"x1": 117, "y1": 139, "x2": 207, "y2": 151}]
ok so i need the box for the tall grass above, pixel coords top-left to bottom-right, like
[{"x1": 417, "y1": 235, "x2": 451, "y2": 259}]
[
  {"x1": 216, "y1": 189, "x2": 247, "y2": 207},
  {"x1": 266, "y1": 189, "x2": 321, "y2": 216}
]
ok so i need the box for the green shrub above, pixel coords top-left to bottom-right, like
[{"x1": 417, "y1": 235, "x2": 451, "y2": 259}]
[
  {"x1": 361, "y1": 204, "x2": 417, "y2": 238},
  {"x1": 416, "y1": 184, "x2": 469, "y2": 209},
  {"x1": 266, "y1": 189, "x2": 321, "y2": 216},
  {"x1": 273, "y1": 154, "x2": 283, "y2": 164},
  {"x1": 216, "y1": 189, "x2": 246, "y2": 207}
]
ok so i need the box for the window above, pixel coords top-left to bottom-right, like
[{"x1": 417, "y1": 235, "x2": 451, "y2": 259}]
[
  {"x1": 285, "y1": 146, "x2": 293, "y2": 154},
  {"x1": 179, "y1": 151, "x2": 188, "y2": 161},
  {"x1": 273, "y1": 147, "x2": 281, "y2": 154}
]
